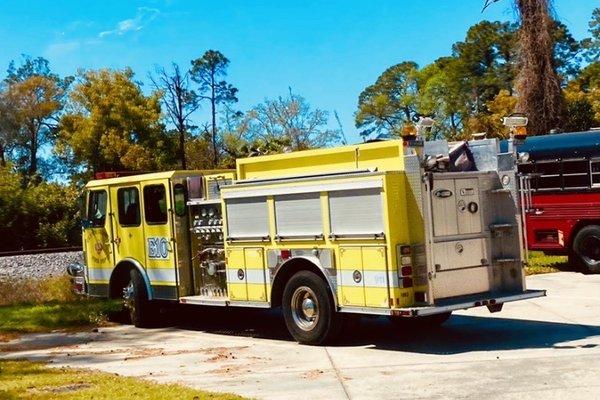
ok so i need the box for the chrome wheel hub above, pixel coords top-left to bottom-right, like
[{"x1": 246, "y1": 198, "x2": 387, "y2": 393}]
[
  {"x1": 302, "y1": 298, "x2": 316, "y2": 318},
  {"x1": 123, "y1": 281, "x2": 135, "y2": 314},
  {"x1": 291, "y1": 286, "x2": 319, "y2": 331}
]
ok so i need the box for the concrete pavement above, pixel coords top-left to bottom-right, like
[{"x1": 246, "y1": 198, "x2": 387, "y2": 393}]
[{"x1": 2, "y1": 272, "x2": 600, "y2": 399}]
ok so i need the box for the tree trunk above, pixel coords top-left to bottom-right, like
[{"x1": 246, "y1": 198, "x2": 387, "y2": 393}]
[
  {"x1": 179, "y1": 126, "x2": 187, "y2": 170},
  {"x1": 210, "y1": 67, "x2": 218, "y2": 168},
  {"x1": 515, "y1": 0, "x2": 564, "y2": 135},
  {"x1": 0, "y1": 142, "x2": 5, "y2": 167},
  {"x1": 27, "y1": 124, "x2": 37, "y2": 179}
]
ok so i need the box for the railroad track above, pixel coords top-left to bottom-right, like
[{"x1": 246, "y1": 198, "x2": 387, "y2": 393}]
[{"x1": 0, "y1": 246, "x2": 81, "y2": 257}]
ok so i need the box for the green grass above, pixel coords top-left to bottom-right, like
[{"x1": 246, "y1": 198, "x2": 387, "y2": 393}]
[
  {"x1": 0, "y1": 300, "x2": 123, "y2": 335},
  {"x1": 0, "y1": 275, "x2": 123, "y2": 336},
  {"x1": 526, "y1": 251, "x2": 570, "y2": 275},
  {"x1": 0, "y1": 359, "x2": 245, "y2": 400}
]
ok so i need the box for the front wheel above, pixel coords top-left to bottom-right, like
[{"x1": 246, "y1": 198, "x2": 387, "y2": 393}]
[
  {"x1": 122, "y1": 269, "x2": 155, "y2": 327},
  {"x1": 282, "y1": 271, "x2": 341, "y2": 345},
  {"x1": 571, "y1": 225, "x2": 600, "y2": 274}
]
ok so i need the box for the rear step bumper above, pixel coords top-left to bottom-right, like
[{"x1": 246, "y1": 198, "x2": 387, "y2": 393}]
[{"x1": 392, "y1": 289, "x2": 546, "y2": 317}]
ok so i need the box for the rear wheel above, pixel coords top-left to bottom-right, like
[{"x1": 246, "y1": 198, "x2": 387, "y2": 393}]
[
  {"x1": 123, "y1": 269, "x2": 155, "y2": 327},
  {"x1": 572, "y1": 225, "x2": 600, "y2": 274},
  {"x1": 282, "y1": 271, "x2": 341, "y2": 345}
]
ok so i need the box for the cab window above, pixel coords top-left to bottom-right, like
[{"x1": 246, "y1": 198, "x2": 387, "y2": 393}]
[
  {"x1": 117, "y1": 187, "x2": 141, "y2": 227},
  {"x1": 144, "y1": 184, "x2": 168, "y2": 224},
  {"x1": 173, "y1": 184, "x2": 186, "y2": 217},
  {"x1": 87, "y1": 190, "x2": 107, "y2": 227}
]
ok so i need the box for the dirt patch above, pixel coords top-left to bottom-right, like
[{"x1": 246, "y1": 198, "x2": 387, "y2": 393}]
[
  {"x1": 123, "y1": 346, "x2": 239, "y2": 361},
  {"x1": 302, "y1": 369, "x2": 325, "y2": 380},
  {"x1": 203, "y1": 346, "x2": 249, "y2": 362},
  {"x1": 0, "y1": 332, "x2": 19, "y2": 342},
  {"x1": 207, "y1": 363, "x2": 252, "y2": 375}
]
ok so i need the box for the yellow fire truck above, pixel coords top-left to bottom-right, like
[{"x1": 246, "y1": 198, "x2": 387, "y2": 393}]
[{"x1": 69, "y1": 135, "x2": 545, "y2": 344}]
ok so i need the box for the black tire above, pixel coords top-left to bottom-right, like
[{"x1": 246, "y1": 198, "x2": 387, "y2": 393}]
[
  {"x1": 572, "y1": 225, "x2": 600, "y2": 274},
  {"x1": 282, "y1": 270, "x2": 341, "y2": 345},
  {"x1": 123, "y1": 269, "x2": 155, "y2": 328}
]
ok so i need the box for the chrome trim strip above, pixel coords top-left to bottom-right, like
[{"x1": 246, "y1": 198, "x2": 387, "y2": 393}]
[
  {"x1": 408, "y1": 290, "x2": 546, "y2": 316},
  {"x1": 179, "y1": 296, "x2": 228, "y2": 306},
  {"x1": 228, "y1": 301, "x2": 270, "y2": 308},
  {"x1": 338, "y1": 306, "x2": 392, "y2": 316},
  {"x1": 221, "y1": 178, "x2": 383, "y2": 199},
  {"x1": 228, "y1": 169, "x2": 381, "y2": 187}
]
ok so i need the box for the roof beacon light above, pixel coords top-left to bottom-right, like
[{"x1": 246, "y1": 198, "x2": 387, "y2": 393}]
[
  {"x1": 503, "y1": 113, "x2": 528, "y2": 141},
  {"x1": 503, "y1": 115, "x2": 528, "y2": 128},
  {"x1": 416, "y1": 116, "x2": 435, "y2": 137}
]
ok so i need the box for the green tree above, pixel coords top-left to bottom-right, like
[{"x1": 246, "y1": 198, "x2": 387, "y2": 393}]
[
  {"x1": 0, "y1": 165, "x2": 80, "y2": 250},
  {"x1": 0, "y1": 83, "x2": 18, "y2": 167},
  {"x1": 190, "y1": 50, "x2": 238, "y2": 167},
  {"x1": 355, "y1": 61, "x2": 420, "y2": 138},
  {"x1": 0, "y1": 166, "x2": 24, "y2": 249},
  {"x1": 418, "y1": 57, "x2": 471, "y2": 138},
  {"x1": 57, "y1": 68, "x2": 175, "y2": 176},
  {"x1": 581, "y1": 8, "x2": 600, "y2": 62},
  {"x1": 553, "y1": 21, "x2": 583, "y2": 81},
  {"x1": 564, "y1": 63, "x2": 600, "y2": 130},
  {"x1": 452, "y1": 21, "x2": 517, "y2": 108},
  {"x1": 0, "y1": 56, "x2": 71, "y2": 180}
]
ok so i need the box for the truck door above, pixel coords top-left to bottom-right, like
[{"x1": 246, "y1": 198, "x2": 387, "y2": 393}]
[
  {"x1": 109, "y1": 185, "x2": 146, "y2": 266},
  {"x1": 141, "y1": 182, "x2": 178, "y2": 296},
  {"x1": 84, "y1": 188, "x2": 114, "y2": 287}
]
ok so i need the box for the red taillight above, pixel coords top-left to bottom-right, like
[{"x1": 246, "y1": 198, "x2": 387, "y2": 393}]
[
  {"x1": 401, "y1": 266, "x2": 413, "y2": 276},
  {"x1": 280, "y1": 249, "x2": 292, "y2": 260},
  {"x1": 400, "y1": 245, "x2": 411, "y2": 255},
  {"x1": 402, "y1": 277, "x2": 413, "y2": 288}
]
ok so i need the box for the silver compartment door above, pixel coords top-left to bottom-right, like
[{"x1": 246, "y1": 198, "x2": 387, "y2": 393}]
[
  {"x1": 431, "y1": 180, "x2": 458, "y2": 237},
  {"x1": 455, "y1": 178, "x2": 482, "y2": 235}
]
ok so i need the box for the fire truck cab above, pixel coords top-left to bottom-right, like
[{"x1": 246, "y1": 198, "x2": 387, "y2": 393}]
[{"x1": 74, "y1": 138, "x2": 545, "y2": 344}]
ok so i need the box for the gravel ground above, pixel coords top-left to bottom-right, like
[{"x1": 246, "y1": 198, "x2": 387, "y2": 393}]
[{"x1": 0, "y1": 251, "x2": 82, "y2": 281}]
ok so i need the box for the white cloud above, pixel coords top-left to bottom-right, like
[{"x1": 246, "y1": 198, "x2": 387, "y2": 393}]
[
  {"x1": 44, "y1": 40, "x2": 81, "y2": 58},
  {"x1": 98, "y1": 7, "x2": 160, "y2": 38}
]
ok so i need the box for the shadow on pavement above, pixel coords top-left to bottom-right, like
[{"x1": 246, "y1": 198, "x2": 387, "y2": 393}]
[{"x1": 168, "y1": 305, "x2": 600, "y2": 354}]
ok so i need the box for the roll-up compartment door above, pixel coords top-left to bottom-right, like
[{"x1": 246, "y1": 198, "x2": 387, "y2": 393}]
[
  {"x1": 274, "y1": 193, "x2": 322, "y2": 237},
  {"x1": 329, "y1": 188, "x2": 384, "y2": 237},
  {"x1": 225, "y1": 197, "x2": 269, "y2": 239}
]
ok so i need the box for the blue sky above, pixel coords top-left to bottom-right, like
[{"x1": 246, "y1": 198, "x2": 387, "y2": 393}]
[{"x1": 0, "y1": 0, "x2": 596, "y2": 143}]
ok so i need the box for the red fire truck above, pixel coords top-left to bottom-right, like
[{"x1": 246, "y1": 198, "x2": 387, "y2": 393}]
[{"x1": 518, "y1": 129, "x2": 600, "y2": 273}]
